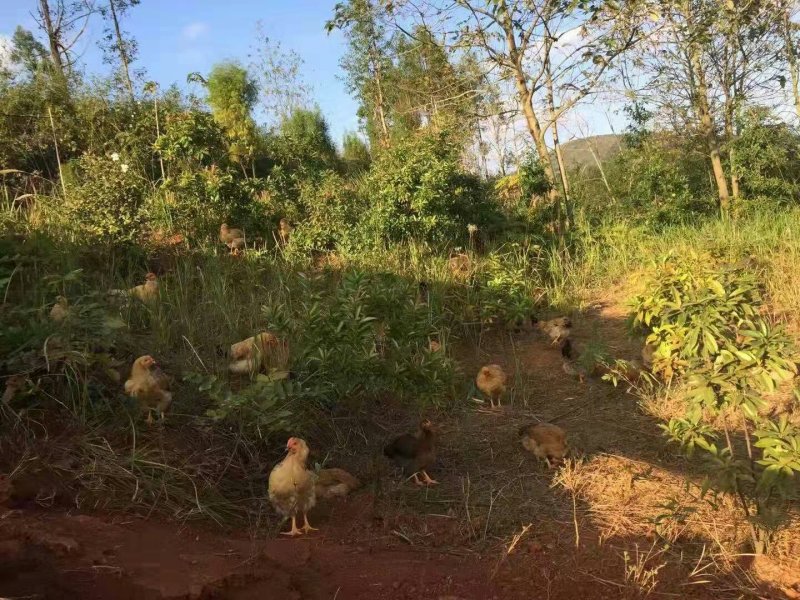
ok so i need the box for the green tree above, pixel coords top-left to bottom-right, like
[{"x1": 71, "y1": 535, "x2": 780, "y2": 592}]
[
  {"x1": 273, "y1": 107, "x2": 339, "y2": 174},
  {"x1": 194, "y1": 62, "x2": 259, "y2": 174},
  {"x1": 98, "y1": 0, "x2": 141, "y2": 99},
  {"x1": 342, "y1": 132, "x2": 371, "y2": 174},
  {"x1": 328, "y1": 0, "x2": 394, "y2": 146}
]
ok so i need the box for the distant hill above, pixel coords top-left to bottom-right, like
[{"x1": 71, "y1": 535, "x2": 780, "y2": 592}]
[{"x1": 555, "y1": 134, "x2": 624, "y2": 171}]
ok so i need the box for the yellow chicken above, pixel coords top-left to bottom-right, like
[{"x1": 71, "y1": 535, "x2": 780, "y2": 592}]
[
  {"x1": 124, "y1": 355, "x2": 172, "y2": 424},
  {"x1": 534, "y1": 316, "x2": 572, "y2": 344},
  {"x1": 448, "y1": 252, "x2": 472, "y2": 278},
  {"x1": 476, "y1": 364, "x2": 507, "y2": 408},
  {"x1": 268, "y1": 437, "x2": 317, "y2": 536},
  {"x1": 228, "y1": 332, "x2": 284, "y2": 375},
  {"x1": 519, "y1": 423, "x2": 568, "y2": 468},
  {"x1": 315, "y1": 467, "x2": 361, "y2": 500},
  {"x1": 49, "y1": 296, "x2": 69, "y2": 322},
  {"x1": 129, "y1": 273, "x2": 159, "y2": 305}
]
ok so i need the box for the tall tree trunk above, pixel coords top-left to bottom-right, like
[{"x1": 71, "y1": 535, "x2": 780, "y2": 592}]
[
  {"x1": 780, "y1": 0, "x2": 800, "y2": 120},
  {"x1": 546, "y1": 57, "x2": 571, "y2": 230},
  {"x1": 685, "y1": 3, "x2": 731, "y2": 215},
  {"x1": 498, "y1": 0, "x2": 560, "y2": 219},
  {"x1": 108, "y1": 0, "x2": 135, "y2": 99},
  {"x1": 39, "y1": 0, "x2": 66, "y2": 80},
  {"x1": 370, "y1": 42, "x2": 390, "y2": 144}
]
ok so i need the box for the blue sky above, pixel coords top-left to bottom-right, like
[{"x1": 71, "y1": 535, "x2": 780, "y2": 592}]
[{"x1": 0, "y1": 0, "x2": 361, "y2": 143}]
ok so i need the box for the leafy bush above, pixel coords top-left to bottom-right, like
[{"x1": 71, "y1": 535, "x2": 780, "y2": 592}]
[
  {"x1": 359, "y1": 129, "x2": 493, "y2": 245},
  {"x1": 633, "y1": 255, "x2": 800, "y2": 552},
  {"x1": 63, "y1": 153, "x2": 147, "y2": 244},
  {"x1": 264, "y1": 270, "x2": 454, "y2": 407}
]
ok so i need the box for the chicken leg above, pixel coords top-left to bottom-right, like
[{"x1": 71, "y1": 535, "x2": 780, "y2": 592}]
[
  {"x1": 281, "y1": 516, "x2": 303, "y2": 537},
  {"x1": 302, "y1": 513, "x2": 317, "y2": 533},
  {"x1": 420, "y1": 470, "x2": 438, "y2": 485}
]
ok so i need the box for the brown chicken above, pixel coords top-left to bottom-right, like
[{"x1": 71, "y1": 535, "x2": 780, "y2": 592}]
[
  {"x1": 534, "y1": 316, "x2": 572, "y2": 344},
  {"x1": 219, "y1": 223, "x2": 244, "y2": 244},
  {"x1": 315, "y1": 467, "x2": 361, "y2": 500},
  {"x1": 2, "y1": 375, "x2": 25, "y2": 406},
  {"x1": 519, "y1": 423, "x2": 568, "y2": 468},
  {"x1": 268, "y1": 437, "x2": 317, "y2": 536},
  {"x1": 561, "y1": 339, "x2": 588, "y2": 383},
  {"x1": 476, "y1": 364, "x2": 507, "y2": 408},
  {"x1": 228, "y1": 331, "x2": 284, "y2": 375},
  {"x1": 124, "y1": 355, "x2": 172, "y2": 424},
  {"x1": 642, "y1": 342, "x2": 656, "y2": 368},
  {"x1": 416, "y1": 281, "x2": 429, "y2": 305},
  {"x1": 226, "y1": 237, "x2": 246, "y2": 255},
  {"x1": 428, "y1": 339, "x2": 442, "y2": 353},
  {"x1": 49, "y1": 296, "x2": 69, "y2": 322},
  {"x1": 278, "y1": 218, "x2": 293, "y2": 245},
  {"x1": 384, "y1": 419, "x2": 438, "y2": 486}
]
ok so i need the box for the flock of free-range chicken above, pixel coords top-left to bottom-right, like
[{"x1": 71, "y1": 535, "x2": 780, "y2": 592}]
[{"x1": 29, "y1": 222, "x2": 656, "y2": 537}]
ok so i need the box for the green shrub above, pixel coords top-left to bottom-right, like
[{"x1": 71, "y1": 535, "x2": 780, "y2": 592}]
[
  {"x1": 63, "y1": 153, "x2": 147, "y2": 244},
  {"x1": 359, "y1": 129, "x2": 494, "y2": 245},
  {"x1": 633, "y1": 255, "x2": 800, "y2": 552}
]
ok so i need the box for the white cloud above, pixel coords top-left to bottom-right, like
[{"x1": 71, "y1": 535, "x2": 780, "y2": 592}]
[{"x1": 181, "y1": 22, "x2": 209, "y2": 41}]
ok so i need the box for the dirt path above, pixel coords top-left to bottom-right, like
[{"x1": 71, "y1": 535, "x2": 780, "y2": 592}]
[{"x1": 0, "y1": 292, "x2": 733, "y2": 599}]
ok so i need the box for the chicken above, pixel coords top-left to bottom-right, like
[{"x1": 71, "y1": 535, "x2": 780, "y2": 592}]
[
  {"x1": 561, "y1": 339, "x2": 588, "y2": 383},
  {"x1": 428, "y1": 339, "x2": 442, "y2": 353},
  {"x1": 278, "y1": 218, "x2": 293, "y2": 245},
  {"x1": 416, "y1": 281, "x2": 429, "y2": 305},
  {"x1": 2, "y1": 375, "x2": 25, "y2": 406},
  {"x1": 519, "y1": 423, "x2": 568, "y2": 468},
  {"x1": 315, "y1": 467, "x2": 361, "y2": 500},
  {"x1": 384, "y1": 419, "x2": 438, "y2": 486},
  {"x1": 268, "y1": 437, "x2": 317, "y2": 536},
  {"x1": 49, "y1": 296, "x2": 69, "y2": 322},
  {"x1": 124, "y1": 355, "x2": 172, "y2": 424},
  {"x1": 642, "y1": 342, "x2": 656, "y2": 368},
  {"x1": 228, "y1": 331, "x2": 284, "y2": 375},
  {"x1": 448, "y1": 251, "x2": 472, "y2": 278},
  {"x1": 226, "y1": 237, "x2": 246, "y2": 255},
  {"x1": 219, "y1": 223, "x2": 244, "y2": 244},
  {"x1": 131, "y1": 272, "x2": 159, "y2": 304},
  {"x1": 534, "y1": 316, "x2": 572, "y2": 344},
  {"x1": 476, "y1": 364, "x2": 507, "y2": 408}
]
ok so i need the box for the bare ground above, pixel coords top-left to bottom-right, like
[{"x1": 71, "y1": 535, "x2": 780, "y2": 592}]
[{"x1": 1, "y1": 287, "x2": 797, "y2": 599}]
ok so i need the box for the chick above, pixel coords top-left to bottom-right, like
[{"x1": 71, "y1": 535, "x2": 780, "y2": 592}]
[
  {"x1": 476, "y1": 364, "x2": 507, "y2": 408},
  {"x1": 534, "y1": 316, "x2": 572, "y2": 344},
  {"x1": 219, "y1": 223, "x2": 244, "y2": 245},
  {"x1": 384, "y1": 419, "x2": 438, "y2": 486},
  {"x1": 123, "y1": 355, "x2": 172, "y2": 424},
  {"x1": 228, "y1": 331, "x2": 284, "y2": 375},
  {"x1": 428, "y1": 339, "x2": 442, "y2": 353},
  {"x1": 278, "y1": 218, "x2": 293, "y2": 245},
  {"x1": 268, "y1": 437, "x2": 317, "y2": 536},
  {"x1": 519, "y1": 423, "x2": 568, "y2": 468},
  {"x1": 315, "y1": 467, "x2": 361, "y2": 500},
  {"x1": 49, "y1": 296, "x2": 69, "y2": 322},
  {"x1": 561, "y1": 339, "x2": 588, "y2": 383},
  {"x1": 130, "y1": 273, "x2": 159, "y2": 305}
]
